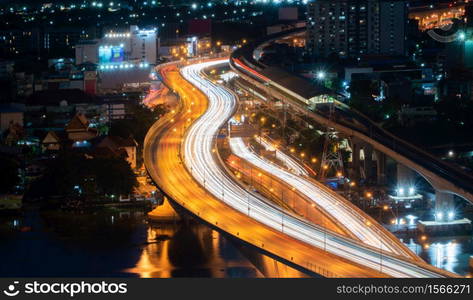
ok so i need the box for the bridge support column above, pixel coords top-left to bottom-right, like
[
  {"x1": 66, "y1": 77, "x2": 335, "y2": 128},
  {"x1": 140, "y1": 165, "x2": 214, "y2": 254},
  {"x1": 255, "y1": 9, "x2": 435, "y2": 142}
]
[
  {"x1": 396, "y1": 163, "x2": 415, "y2": 190},
  {"x1": 363, "y1": 145, "x2": 374, "y2": 183},
  {"x1": 375, "y1": 151, "x2": 387, "y2": 185},
  {"x1": 350, "y1": 142, "x2": 361, "y2": 180},
  {"x1": 435, "y1": 191, "x2": 455, "y2": 222}
]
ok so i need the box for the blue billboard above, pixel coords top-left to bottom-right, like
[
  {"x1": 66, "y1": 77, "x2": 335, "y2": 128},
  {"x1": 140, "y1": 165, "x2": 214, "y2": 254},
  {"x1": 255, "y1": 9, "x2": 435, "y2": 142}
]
[{"x1": 99, "y1": 46, "x2": 124, "y2": 63}]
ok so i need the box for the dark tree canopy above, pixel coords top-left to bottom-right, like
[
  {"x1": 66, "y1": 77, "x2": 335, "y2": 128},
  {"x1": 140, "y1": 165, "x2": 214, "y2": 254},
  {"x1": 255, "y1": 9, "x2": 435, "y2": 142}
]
[
  {"x1": 0, "y1": 155, "x2": 20, "y2": 193},
  {"x1": 109, "y1": 104, "x2": 166, "y2": 145},
  {"x1": 27, "y1": 152, "x2": 137, "y2": 199}
]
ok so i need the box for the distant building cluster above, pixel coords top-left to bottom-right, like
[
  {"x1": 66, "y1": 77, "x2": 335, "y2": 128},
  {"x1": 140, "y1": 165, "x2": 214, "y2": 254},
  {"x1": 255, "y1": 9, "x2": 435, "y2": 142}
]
[
  {"x1": 75, "y1": 25, "x2": 158, "y2": 68},
  {"x1": 306, "y1": 0, "x2": 408, "y2": 58}
]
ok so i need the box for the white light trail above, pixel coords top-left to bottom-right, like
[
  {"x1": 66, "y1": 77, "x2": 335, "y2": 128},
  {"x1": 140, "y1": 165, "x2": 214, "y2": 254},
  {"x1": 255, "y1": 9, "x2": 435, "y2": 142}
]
[{"x1": 180, "y1": 59, "x2": 448, "y2": 278}]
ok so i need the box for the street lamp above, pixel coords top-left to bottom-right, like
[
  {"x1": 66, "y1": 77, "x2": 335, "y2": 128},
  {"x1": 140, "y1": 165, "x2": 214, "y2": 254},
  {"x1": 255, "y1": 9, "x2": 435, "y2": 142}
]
[
  {"x1": 316, "y1": 71, "x2": 326, "y2": 80},
  {"x1": 448, "y1": 211, "x2": 455, "y2": 221},
  {"x1": 397, "y1": 187, "x2": 404, "y2": 196}
]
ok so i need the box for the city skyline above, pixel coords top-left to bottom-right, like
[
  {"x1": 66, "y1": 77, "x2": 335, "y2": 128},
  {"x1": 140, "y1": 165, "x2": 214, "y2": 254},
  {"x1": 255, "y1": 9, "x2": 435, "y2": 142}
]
[{"x1": 0, "y1": 0, "x2": 473, "y2": 287}]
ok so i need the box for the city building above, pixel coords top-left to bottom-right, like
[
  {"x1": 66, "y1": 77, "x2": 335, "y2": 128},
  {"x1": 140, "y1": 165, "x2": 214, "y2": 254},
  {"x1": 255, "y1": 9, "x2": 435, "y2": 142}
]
[
  {"x1": 0, "y1": 104, "x2": 23, "y2": 135},
  {"x1": 158, "y1": 36, "x2": 213, "y2": 60},
  {"x1": 306, "y1": 0, "x2": 408, "y2": 58},
  {"x1": 95, "y1": 136, "x2": 138, "y2": 169},
  {"x1": 75, "y1": 25, "x2": 158, "y2": 67},
  {"x1": 0, "y1": 26, "x2": 97, "y2": 58},
  {"x1": 75, "y1": 25, "x2": 158, "y2": 93},
  {"x1": 41, "y1": 131, "x2": 66, "y2": 152},
  {"x1": 65, "y1": 113, "x2": 98, "y2": 142},
  {"x1": 409, "y1": 2, "x2": 466, "y2": 31}
]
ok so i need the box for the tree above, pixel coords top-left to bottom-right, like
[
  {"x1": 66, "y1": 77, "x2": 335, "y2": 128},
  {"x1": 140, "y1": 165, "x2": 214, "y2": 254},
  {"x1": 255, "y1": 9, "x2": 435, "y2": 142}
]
[
  {"x1": 26, "y1": 153, "x2": 137, "y2": 200},
  {"x1": 91, "y1": 157, "x2": 137, "y2": 195},
  {"x1": 109, "y1": 104, "x2": 166, "y2": 145},
  {"x1": 0, "y1": 155, "x2": 19, "y2": 193}
]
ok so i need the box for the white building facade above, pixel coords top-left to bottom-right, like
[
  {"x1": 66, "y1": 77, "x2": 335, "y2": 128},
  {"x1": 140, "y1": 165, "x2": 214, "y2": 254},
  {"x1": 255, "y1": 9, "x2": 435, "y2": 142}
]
[{"x1": 75, "y1": 25, "x2": 158, "y2": 69}]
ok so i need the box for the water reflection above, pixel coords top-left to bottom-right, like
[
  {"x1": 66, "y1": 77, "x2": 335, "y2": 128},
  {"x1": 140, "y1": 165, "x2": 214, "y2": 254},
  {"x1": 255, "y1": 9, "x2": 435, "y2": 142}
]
[
  {"x1": 402, "y1": 236, "x2": 473, "y2": 276},
  {"x1": 3, "y1": 208, "x2": 469, "y2": 277},
  {"x1": 127, "y1": 222, "x2": 263, "y2": 278},
  {"x1": 0, "y1": 208, "x2": 263, "y2": 277}
]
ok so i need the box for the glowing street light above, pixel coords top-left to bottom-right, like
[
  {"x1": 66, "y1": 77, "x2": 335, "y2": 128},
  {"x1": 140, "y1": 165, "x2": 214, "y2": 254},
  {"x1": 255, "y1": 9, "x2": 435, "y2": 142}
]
[
  {"x1": 448, "y1": 211, "x2": 455, "y2": 221},
  {"x1": 397, "y1": 187, "x2": 405, "y2": 196},
  {"x1": 316, "y1": 71, "x2": 326, "y2": 80}
]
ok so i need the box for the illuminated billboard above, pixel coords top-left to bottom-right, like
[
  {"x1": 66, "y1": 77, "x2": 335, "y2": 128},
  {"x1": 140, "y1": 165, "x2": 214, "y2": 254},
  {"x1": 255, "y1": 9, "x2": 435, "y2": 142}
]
[
  {"x1": 187, "y1": 36, "x2": 197, "y2": 57},
  {"x1": 99, "y1": 46, "x2": 124, "y2": 63}
]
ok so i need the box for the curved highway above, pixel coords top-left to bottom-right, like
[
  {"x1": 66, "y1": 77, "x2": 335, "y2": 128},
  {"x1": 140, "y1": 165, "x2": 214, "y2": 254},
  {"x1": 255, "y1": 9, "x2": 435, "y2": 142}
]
[
  {"x1": 178, "y1": 60, "x2": 455, "y2": 278},
  {"x1": 144, "y1": 63, "x2": 387, "y2": 278},
  {"x1": 229, "y1": 136, "x2": 417, "y2": 259}
]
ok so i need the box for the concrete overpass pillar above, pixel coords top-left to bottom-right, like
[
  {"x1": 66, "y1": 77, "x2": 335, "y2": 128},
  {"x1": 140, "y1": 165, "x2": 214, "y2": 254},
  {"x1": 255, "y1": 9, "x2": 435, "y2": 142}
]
[
  {"x1": 350, "y1": 141, "x2": 360, "y2": 181},
  {"x1": 396, "y1": 163, "x2": 415, "y2": 189},
  {"x1": 375, "y1": 151, "x2": 387, "y2": 185},
  {"x1": 363, "y1": 145, "x2": 374, "y2": 183},
  {"x1": 435, "y1": 191, "x2": 455, "y2": 222}
]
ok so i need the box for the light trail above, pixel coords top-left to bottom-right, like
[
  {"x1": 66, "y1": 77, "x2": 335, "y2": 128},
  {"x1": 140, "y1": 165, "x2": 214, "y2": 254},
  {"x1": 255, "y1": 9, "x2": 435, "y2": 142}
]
[
  {"x1": 179, "y1": 59, "x2": 452, "y2": 278},
  {"x1": 229, "y1": 136, "x2": 413, "y2": 257},
  {"x1": 252, "y1": 135, "x2": 309, "y2": 177}
]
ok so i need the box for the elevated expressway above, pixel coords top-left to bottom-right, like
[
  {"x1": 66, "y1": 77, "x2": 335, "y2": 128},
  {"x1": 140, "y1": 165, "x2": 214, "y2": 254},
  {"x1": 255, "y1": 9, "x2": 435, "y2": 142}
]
[
  {"x1": 144, "y1": 59, "x2": 456, "y2": 277},
  {"x1": 229, "y1": 136, "x2": 418, "y2": 260},
  {"x1": 229, "y1": 29, "x2": 473, "y2": 208}
]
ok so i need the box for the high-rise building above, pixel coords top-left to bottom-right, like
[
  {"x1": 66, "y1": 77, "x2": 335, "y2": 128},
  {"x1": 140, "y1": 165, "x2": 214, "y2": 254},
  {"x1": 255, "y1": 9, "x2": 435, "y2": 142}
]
[
  {"x1": 379, "y1": 1, "x2": 408, "y2": 56},
  {"x1": 306, "y1": 0, "x2": 407, "y2": 58}
]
